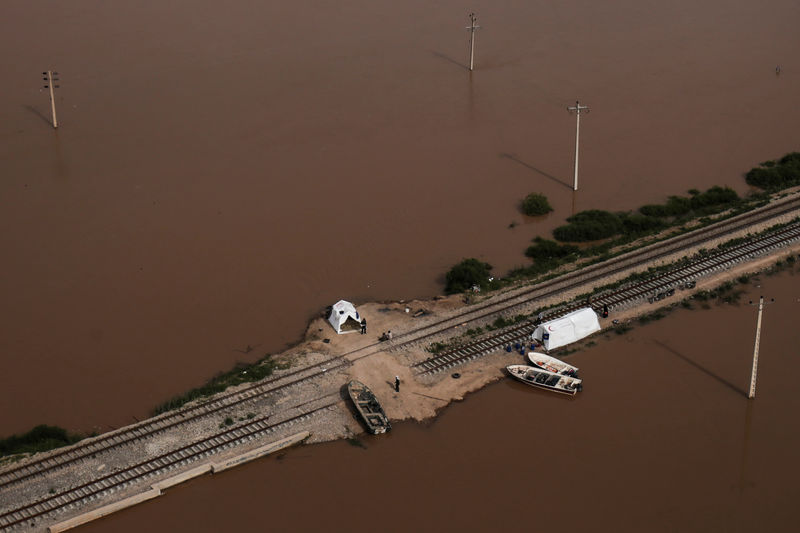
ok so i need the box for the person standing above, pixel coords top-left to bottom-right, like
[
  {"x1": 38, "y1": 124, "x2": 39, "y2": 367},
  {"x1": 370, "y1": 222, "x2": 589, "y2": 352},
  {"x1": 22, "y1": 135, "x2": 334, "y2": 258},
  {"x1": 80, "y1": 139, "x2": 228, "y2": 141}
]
[
  {"x1": 360, "y1": 318, "x2": 367, "y2": 335},
  {"x1": 394, "y1": 376, "x2": 400, "y2": 392},
  {"x1": 387, "y1": 330, "x2": 392, "y2": 340}
]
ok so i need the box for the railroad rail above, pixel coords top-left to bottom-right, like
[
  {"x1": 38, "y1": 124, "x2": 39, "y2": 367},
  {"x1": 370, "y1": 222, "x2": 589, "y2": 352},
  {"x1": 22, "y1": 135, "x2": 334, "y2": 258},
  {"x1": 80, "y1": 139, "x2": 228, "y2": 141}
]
[
  {"x1": 412, "y1": 221, "x2": 800, "y2": 376},
  {"x1": 0, "y1": 356, "x2": 349, "y2": 491},
  {"x1": 1, "y1": 192, "x2": 797, "y2": 502},
  {"x1": 392, "y1": 193, "x2": 800, "y2": 350},
  {"x1": 0, "y1": 399, "x2": 338, "y2": 532}
]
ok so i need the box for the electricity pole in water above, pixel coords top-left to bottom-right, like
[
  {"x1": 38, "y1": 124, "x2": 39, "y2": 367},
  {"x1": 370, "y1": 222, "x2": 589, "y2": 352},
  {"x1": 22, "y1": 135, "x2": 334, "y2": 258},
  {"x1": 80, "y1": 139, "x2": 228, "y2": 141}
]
[
  {"x1": 747, "y1": 295, "x2": 774, "y2": 399},
  {"x1": 466, "y1": 13, "x2": 480, "y2": 71},
  {"x1": 42, "y1": 70, "x2": 60, "y2": 129},
  {"x1": 567, "y1": 100, "x2": 589, "y2": 191}
]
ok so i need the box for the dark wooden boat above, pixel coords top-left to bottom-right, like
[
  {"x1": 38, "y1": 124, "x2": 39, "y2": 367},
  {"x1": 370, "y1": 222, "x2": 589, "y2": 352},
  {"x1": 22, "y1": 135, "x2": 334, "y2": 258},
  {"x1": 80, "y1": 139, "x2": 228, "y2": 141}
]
[{"x1": 347, "y1": 380, "x2": 391, "y2": 434}]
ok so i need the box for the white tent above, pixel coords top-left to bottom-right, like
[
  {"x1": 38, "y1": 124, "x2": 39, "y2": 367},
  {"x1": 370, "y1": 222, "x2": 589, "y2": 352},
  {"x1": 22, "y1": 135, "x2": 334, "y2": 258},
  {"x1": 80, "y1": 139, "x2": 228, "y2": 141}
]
[
  {"x1": 532, "y1": 308, "x2": 601, "y2": 351},
  {"x1": 328, "y1": 300, "x2": 362, "y2": 334}
]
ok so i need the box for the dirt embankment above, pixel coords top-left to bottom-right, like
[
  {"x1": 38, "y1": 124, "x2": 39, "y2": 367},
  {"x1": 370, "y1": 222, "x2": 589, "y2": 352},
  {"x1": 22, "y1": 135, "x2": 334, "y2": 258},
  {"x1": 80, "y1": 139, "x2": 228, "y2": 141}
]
[{"x1": 285, "y1": 234, "x2": 800, "y2": 443}]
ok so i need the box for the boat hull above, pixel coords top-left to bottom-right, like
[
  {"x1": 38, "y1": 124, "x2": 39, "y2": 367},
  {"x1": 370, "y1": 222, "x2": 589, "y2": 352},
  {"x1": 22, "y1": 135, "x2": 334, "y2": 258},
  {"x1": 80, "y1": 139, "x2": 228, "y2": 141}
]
[
  {"x1": 347, "y1": 380, "x2": 392, "y2": 434},
  {"x1": 527, "y1": 352, "x2": 579, "y2": 376},
  {"x1": 506, "y1": 365, "x2": 582, "y2": 396}
]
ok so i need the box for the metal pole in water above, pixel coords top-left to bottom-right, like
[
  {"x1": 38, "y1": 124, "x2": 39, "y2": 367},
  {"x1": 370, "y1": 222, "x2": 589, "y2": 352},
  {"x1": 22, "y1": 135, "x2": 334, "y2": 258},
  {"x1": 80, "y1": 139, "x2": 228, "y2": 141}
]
[
  {"x1": 43, "y1": 70, "x2": 60, "y2": 129},
  {"x1": 567, "y1": 100, "x2": 589, "y2": 191},
  {"x1": 466, "y1": 13, "x2": 480, "y2": 71},
  {"x1": 748, "y1": 295, "x2": 774, "y2": 399}
]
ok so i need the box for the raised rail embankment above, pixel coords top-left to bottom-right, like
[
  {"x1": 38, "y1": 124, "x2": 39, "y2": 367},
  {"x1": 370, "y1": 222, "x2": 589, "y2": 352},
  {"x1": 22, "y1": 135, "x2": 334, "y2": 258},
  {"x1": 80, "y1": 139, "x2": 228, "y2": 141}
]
[
  {"x1": 45, "y1": 432, "x2": 308, "y2": 533},
  {"x1": 1, "y1": 189, "x2": 799, "y2": 533}
]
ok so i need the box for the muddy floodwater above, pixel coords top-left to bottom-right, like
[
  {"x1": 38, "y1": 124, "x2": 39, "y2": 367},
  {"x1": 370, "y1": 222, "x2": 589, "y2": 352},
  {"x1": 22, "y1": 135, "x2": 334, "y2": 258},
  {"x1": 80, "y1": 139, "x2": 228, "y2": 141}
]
[
  {"x1": 1, "y1": 0, "x2": 799, "y2": 434},
  {"x1": 79, "y1": 272, "x2": 800, "y2": 532}
]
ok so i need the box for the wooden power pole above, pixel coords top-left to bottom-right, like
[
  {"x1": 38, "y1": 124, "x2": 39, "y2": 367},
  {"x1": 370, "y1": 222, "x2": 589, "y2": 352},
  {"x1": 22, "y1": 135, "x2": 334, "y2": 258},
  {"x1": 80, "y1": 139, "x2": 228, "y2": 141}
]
[{"x1": 42, "y1": 71, "x2": 60, "y2": 129}]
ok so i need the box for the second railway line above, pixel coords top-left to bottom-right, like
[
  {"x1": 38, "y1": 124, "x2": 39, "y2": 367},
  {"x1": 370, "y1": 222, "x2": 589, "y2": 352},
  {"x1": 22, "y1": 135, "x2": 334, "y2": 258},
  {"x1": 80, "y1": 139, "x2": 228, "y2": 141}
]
[{"x1": 2, "y1": 191, "x2": 799, "y2": 532}]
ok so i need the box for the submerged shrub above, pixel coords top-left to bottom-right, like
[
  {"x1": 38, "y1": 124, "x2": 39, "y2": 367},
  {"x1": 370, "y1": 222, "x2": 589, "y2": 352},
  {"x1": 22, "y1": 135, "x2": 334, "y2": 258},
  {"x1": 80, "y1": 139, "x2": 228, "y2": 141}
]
[
  {"x1": 640, "y1": 187, "x2": 737, "y2": 219},
  {"x1": 553, "y1": 210, "x2": 623, "y2": 242},
  {"x1": 521, "y1": 193, "x2": 553, "y2": 216},
  {"x1": 640, "y1": 196, "x2": 692, "y2": 218},
  {"x1": 689, "y1": 186, "x2": 739, "y2": 209},
  {"x1": 745, "y1": 152, "x2": 800, "y2": 191},
  {"x1": 445, "y1": 258, "x2": 493, "y2": 294},
  {"x1": 525, "y1": 237, "x2": 578, "y2": 260},
  {"x1": 620, "y1": 213, "x2": 667, "y2": 234}
]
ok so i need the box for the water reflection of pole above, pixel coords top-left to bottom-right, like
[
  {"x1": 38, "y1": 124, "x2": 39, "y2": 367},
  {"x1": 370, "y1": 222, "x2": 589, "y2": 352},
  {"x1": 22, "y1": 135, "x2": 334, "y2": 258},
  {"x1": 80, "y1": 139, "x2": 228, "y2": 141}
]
[
  {"x1": 468, "y1": 68, "x2": 474, "y2": 121},
  {"x1": 737, "y1": 400, "x2": 755, "y2": 495},
  {"x1": 747, "y1": 295, "x2": 774, "y2": 399},
  {"x1": 571, "y1": 188, "x2": 577, "y2": 216},
  {"x1": 466, "y1": 13, "x2": 480, "y2": 72},
  {"x1": 52, "y1": 126, "x2": 67, "y2": 179},
  {"x1": 567, "y1": 100, "x2": 589, "y2": 191}
]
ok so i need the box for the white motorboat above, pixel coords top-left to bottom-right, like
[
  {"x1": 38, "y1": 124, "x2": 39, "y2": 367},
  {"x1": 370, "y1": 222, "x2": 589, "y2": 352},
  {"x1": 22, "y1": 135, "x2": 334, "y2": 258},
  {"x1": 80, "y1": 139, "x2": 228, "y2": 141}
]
[
  {"x1": 527, "y1": 352, "x2": 579, "y2": 376},
  {"x1": 507, "y1": 364, "x2": 582, "y2": 396}
]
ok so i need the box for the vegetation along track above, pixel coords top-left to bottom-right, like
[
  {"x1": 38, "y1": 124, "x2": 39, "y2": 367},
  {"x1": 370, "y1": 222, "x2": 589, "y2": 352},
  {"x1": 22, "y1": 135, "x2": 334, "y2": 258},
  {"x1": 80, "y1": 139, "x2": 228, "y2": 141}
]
[
  {"x1": 412, "y1": 217, "x2": 800, "y2": 377},
  {"x1": 393, "y1": 194, "x2": 800, "y2": 352},
  {"x1": 0, "y1": 356, "x2": 349, "y2": 491},
  {"x1": 2, "y1": 193, "x2": 797, "y2": 495},
  {"x1": 0, "y1": 399, "x2": 337, "y2": 532}
]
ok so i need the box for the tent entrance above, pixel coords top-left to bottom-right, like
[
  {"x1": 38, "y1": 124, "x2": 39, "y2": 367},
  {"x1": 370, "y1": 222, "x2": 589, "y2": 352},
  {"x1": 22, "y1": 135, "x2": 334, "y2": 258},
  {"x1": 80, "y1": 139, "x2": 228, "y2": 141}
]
[{"x1": 339, "y1": 316, "x2": 361, "y2": 333}]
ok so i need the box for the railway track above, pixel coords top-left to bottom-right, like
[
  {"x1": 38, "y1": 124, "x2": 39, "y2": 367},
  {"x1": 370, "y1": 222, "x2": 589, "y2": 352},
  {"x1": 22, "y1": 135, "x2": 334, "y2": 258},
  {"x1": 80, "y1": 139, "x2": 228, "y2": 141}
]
[
  {"x1": 412, "y1": 221, "x2": 800, "y2": 376},
  {"x1": 0, "y1": 398, "x2": 339, "y2": 532},
  {"x1": 391, "y1": 193, "x2": 800, "y2": 351},
  {"x1": 589, "y1": 224, "x2": 800, "y2": 311},
  {"x1": 0, "y1": 355, "x2": 349, "y2": 492},
  {"x1": 1, "y1": 192, "x2": 797, "y2": 507}
]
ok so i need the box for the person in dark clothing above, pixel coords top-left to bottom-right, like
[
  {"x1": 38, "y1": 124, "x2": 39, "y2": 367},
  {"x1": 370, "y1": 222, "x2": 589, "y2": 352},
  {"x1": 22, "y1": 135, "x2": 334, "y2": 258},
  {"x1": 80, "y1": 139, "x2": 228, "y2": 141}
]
[
  {"x1": 360, "y1": 318, "x2": 367, "y2": 334},
  {"x1": 395, "y1": 376, "x2": 400, "y2": 392}
]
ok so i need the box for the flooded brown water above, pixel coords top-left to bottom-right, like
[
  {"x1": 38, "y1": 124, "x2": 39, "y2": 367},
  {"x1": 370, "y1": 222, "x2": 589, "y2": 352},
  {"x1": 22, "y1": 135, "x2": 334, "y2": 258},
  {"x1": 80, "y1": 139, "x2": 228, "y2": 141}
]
[
  {"x1": 1, "y1": 0, "x2": 799, "y2": 434},
  {"x1": 79, "y1": 272, "x2": 800, "y2": 532}
]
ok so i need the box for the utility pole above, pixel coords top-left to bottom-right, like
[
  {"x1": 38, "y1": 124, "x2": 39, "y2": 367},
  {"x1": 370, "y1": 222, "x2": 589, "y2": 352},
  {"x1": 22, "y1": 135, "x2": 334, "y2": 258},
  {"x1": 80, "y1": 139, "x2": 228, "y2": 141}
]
[
  {"x1": 466, "y1": 13, "x2": 480, "y2": 71},
  {"x1": 747, "y1": 295, "x2": 774, "y2": 399},
  {"x1": 42, "y1": 70, "x2": 60, "y2": 129},
  {"x1": 567, "y1": 100, "x2": 589, "y2": 191}
]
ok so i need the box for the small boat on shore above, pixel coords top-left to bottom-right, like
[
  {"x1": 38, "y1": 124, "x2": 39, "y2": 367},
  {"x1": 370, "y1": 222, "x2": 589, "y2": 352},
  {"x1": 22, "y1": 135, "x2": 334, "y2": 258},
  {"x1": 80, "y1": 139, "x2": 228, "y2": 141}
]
[
  {"x1": 347, "y1": 380, "x2": 392, "y2": 434},
  {"x1": 527, "y1": 352, "x2": 579, "y2": 376},
  {"x1": 507, "y1": 365, "x2": 582, "y2": 396}
]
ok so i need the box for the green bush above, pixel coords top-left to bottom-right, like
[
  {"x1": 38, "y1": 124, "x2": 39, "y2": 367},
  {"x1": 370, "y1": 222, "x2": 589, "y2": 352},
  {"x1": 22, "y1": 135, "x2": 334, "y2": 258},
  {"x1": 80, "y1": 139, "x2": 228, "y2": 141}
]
[
  {"x1": 745, "y1": 152, "x2": 800, "y2": 191},
  {"x1": 1, "y1": 425, "x2": 84, "y2": 458},
  {"x1": 444, "y1": 258, "x2": 493, "y2": 294},
  {"x1": 553, "y1": 210, "x2": 623, "y2": 242},
  {"x1": 640, "y1": 196, "x2": 691, "y2": 217},
  {"x1": 640, "y1": 187, "x2": 737, "y2": 219},
  {"x1": 491, "y1": 316, "x2": 512, "y2": 329},
  {"x1": 153, "y1": 354, "x2": 288, "y2": 415},
  {"x1": 521, "y1": 193, "x2": 553, "y2": 216},
  {"x1": 620, "y1": 213, "x2": 667, "y2": 234},
  {"x1": 689, "y1": 186, "x2": 739, "y2": 209},
  {"x1": 525, "y1": 237, "x2": 578, "y2": 260}
]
